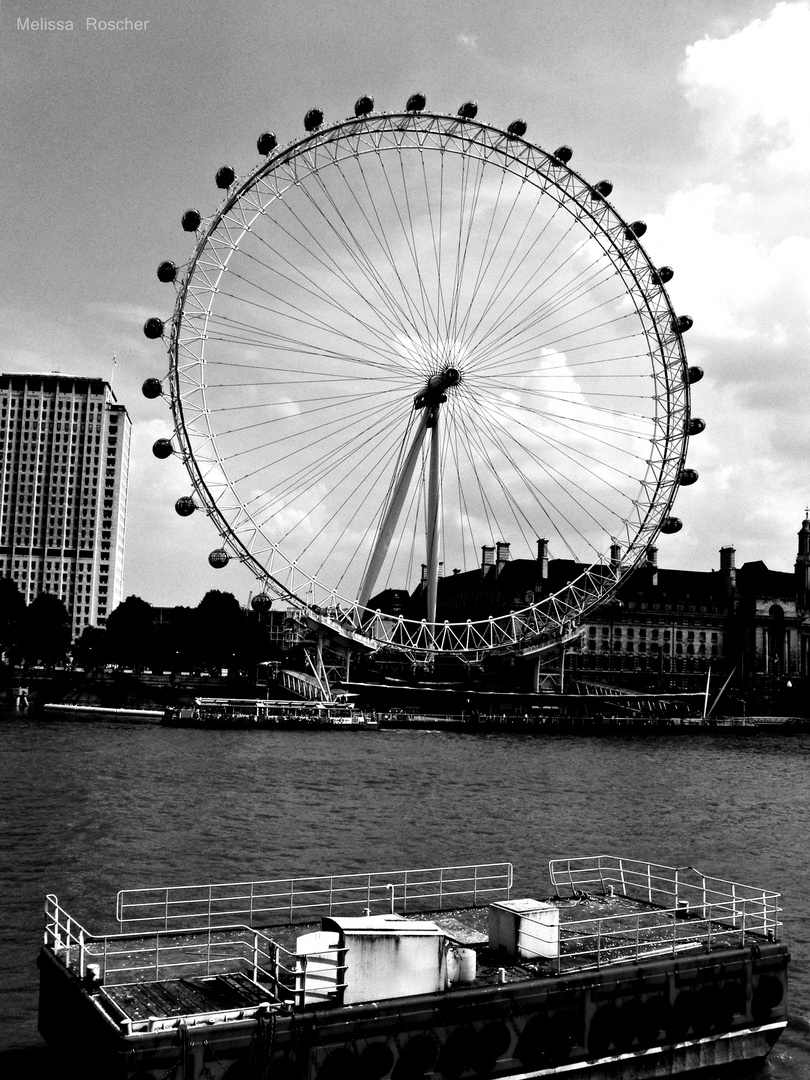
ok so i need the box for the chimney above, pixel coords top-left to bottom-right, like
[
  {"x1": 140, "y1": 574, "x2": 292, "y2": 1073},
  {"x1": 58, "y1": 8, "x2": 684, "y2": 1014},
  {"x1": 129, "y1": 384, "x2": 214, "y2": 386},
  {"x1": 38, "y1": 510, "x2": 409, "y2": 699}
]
[
  {"x1": 610, "y1": 542, "x2": 622, "y2": 569},
  {"x1": 495, "y1": 541, "x2": 511, "y2": 575},
  {"x1": 796, "y1": 511, "x2": 810, "y2": 607},
  {"x1": 646, "y1": 545, "x2": 658, "y2": 587},
  {"x1": 536, "y1": 538, "x2": 549, "y2": 580},
  {"x1": 719, "y1": 545, "x2": 736, "y2": 596}
]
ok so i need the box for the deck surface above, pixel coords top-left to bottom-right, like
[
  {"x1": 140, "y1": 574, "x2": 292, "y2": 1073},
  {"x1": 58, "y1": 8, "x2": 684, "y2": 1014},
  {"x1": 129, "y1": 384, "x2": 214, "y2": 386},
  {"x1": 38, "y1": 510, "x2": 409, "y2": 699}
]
[
  {"x1": 94, "y1": 894, "x2": 764, "y2": 1023},
  {"x1": 100, "y1": 972, "x2": 270, "y2": 1022}
]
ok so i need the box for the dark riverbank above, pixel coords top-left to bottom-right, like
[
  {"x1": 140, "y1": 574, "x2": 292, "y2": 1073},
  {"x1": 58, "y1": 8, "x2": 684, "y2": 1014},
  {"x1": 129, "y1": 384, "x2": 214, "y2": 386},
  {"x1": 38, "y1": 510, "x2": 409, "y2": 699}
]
[
  {"x1": 1, "y1": 667, "x2": 264, "y2": 712},
  {"x1": 4, "y1": 667, "x2": 808, "y2": 731}
]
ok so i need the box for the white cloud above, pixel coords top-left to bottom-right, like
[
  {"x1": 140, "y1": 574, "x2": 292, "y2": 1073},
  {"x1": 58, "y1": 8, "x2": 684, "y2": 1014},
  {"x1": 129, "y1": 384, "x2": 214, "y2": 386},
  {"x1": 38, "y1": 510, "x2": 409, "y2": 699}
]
[
  {"x1": 647, "y1": 4, "x2": 810, "y2": 574},
  {"x1": 457, "y1": 33, "x2": 478, "y2": 50},
  {"x1": 680, "y1": 2, "x2": 810, "y2": 178}
]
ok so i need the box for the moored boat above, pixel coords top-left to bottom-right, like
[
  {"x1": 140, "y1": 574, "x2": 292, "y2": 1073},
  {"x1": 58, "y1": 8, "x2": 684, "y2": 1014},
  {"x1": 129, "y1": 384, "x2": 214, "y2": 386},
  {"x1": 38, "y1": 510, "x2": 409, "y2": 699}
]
[
  {"x1": 37, "y1": 855, "x2": 788, "y2": 1078},
  {"x1": 163, "y1": 697, "x2": 378, "y2": 729}
]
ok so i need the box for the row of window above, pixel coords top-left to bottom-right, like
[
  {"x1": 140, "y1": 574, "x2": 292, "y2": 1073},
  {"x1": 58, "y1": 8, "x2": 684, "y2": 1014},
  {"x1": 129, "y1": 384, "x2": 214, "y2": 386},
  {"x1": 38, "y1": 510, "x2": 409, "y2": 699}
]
[
  {"x1": 589, "y1": 626, "x2": 719, "y2": 641},
  {"x1": 586, "y1": 641, "x2": 719, "y2": 656}
]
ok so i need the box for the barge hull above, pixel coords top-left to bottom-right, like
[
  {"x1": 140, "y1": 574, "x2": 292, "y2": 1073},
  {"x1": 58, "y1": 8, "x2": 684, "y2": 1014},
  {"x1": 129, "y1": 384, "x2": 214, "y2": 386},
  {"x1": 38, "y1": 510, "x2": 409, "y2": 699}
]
[{"x1": 38, "y1": 939, "x2": 788, "y2": 1079}]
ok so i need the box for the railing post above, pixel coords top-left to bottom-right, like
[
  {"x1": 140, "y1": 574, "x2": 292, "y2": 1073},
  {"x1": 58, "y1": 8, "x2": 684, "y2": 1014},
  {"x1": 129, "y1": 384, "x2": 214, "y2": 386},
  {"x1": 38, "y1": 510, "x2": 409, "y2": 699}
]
[
  {"x1": 672, "y1": 906, "x2": 677, "y2": 956},
  {"x1": 403, "y1": 873, "x2": 408, "y2": 914},
  {"x1": 66, "y1": 916, "x2": 72, "y2": 968},
  {"x1": 440, "y1": 867, "x2": 445, "y2": 910},
  {"x1": 329, "y1": 876, "x2": 334, "y2": 917},
  {"x1": 250, "y1": 882, "x2": 255, "y2": 925},
  {"x1": 366, "y1": 875, "x2": 372, "y2": 914},
  {"x1": 52, "y1": 903, "x2": 62, "y2": 952},
  {"x1": 155, "y1": 934, "x2": 160, "y2": 980},
  {"x1": 647, "y1": 863, "x2": 652, "y2": 904},
  {"x1": 79, "y1": 928, "x2": 86, "y2": 977},
  {"x1": 290, "y1": 880, "x2": 295, "y2": 923},
  {"x1": 164, "y1": 888, "x2": 170, "y2": 932},
  {"x1": 253, "y1": 933, "x2": 259, "y2": 983},
  {"x1": 596, "y1": 919, "x2": 602, "y2": 967}
]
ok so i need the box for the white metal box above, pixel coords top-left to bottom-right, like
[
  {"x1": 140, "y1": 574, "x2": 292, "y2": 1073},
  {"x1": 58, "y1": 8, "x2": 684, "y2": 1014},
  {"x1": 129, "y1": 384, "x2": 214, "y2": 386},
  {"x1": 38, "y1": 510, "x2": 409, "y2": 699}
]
[
  {"x1": 320, "y1": 914, "x2": 445, "y2": 1004},
  {"x1": 489, "y1": 898, "x2": 560, "y2": 960}
]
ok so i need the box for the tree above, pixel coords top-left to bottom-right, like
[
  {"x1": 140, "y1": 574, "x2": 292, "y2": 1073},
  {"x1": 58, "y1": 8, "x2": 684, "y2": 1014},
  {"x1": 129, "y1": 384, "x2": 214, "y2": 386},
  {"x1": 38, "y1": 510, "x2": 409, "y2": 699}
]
[
  {"x1": 105, "y1": 596, "x2": 155, "y2": 667},
  {"x1": 74, "y1": 625, "x2": 110, "y2": 671},
  {"x1": 196, "y1": 590, "x2": 245, "y2": 669},
  {"x1": 22, "y1": 593, "x2": 71, "y2": 666}
]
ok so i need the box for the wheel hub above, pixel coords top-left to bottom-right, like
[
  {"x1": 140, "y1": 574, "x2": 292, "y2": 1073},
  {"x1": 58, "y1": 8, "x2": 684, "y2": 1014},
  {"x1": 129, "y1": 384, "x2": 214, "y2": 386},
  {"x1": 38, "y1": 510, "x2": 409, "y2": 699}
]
[{"x1": 414, "y1": 366, "x2": 461, "y2": 410}]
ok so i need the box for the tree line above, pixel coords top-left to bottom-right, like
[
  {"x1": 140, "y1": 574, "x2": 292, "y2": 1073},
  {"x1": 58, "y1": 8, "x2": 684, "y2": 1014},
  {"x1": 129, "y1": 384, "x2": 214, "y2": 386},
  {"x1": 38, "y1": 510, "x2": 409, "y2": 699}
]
[{"x1": 0, "y1": 579, "x2": 279, "y2": 673}]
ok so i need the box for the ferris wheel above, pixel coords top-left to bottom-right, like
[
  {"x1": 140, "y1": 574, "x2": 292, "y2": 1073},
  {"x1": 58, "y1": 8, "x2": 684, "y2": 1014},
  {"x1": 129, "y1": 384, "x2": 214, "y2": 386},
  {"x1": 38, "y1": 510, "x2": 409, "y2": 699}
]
[{"x1": 143, "y1": 94, "x2": 702, "y2": 659}]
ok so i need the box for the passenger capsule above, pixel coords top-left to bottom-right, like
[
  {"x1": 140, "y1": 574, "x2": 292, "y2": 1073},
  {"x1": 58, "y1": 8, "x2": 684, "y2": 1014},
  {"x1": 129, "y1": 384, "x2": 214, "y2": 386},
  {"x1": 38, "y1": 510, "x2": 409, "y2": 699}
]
[
  {"x1": 652, "y1": 265, "x2": 674, "y2": 285},
  {"x1": 304, "y1": 108, "x2": 324, "y2": 131},
  {"x1": 457, "y1": 101, "x2": 478, "y2": 119},
  {"x1": 687, "y1": 366, "x2": 704, "y2": 384},
  {"x1": 143, "y1": 318, "x2": 165, "y2": 339},
  {"x1": 679, "y1": 468, "x2": 699, "y2": 486},
  {"x1": 660, "y1": 517, "x2": 683, "y2": 534},
  {"x1": 157, "y1": 261, "x2": 177, "y2": 284},
  {"x1": 688, "y1": 417, "x2": 706, "y2": 435},
  {"x1": 591, "y1": 180, "x2": 613, "y2": 199},
  {"x1": 673, "y1": 315, "x2": 694, "y2": 334},
  {"x1": 251, "y1": 592, "x2": 273, "y2": 612},
  {"x1": 507, "y1": 119, "x2": 527, "y2": 139},
  {"x1": 553, "y1": 145, "x2": 573, "y2": 164},
  {"x1": 208, "y1": 549, "x2": 229, "y2": 568},
  {"x1": 175, "y1": 496, "x2": 196, "y2": 517},
  {"x1": 215, "y1": 166, "x2": 236, "y2": 189},
  {"x1": 625, "y1": 221, "x2": 647, "y2": 240},
  {"x1": 152, "y1": 438, "x2": 174, "y2": 459},
  {"x1": 354, "y1": 95, "x2": 374, "y2": 116},
  {"x1": 142, "y1": 378, "x2": 163, "y2": 400},
  {"x1": 257, "y1": 131, "x2": 278, "y2": 155},
  {"x1": 406, "y1": 92, "x2": 426, "y2": 112},
  {"x1": 181, "y1": 209, "x2": 202, "y2": 232}
]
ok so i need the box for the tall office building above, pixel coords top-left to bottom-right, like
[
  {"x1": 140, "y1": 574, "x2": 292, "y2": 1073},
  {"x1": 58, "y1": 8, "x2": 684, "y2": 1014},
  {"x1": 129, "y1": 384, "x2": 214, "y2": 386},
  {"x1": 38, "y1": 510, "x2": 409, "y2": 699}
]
[{"x1": 0, "y1": 373, "x2": 131, "y2": 639}]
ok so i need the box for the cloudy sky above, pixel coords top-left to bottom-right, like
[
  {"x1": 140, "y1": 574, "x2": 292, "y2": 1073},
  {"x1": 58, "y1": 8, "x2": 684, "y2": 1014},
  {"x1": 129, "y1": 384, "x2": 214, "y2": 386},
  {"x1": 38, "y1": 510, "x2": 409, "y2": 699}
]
[{"x1": 2, "y1": 0, "x2": 808, "y2": 608}]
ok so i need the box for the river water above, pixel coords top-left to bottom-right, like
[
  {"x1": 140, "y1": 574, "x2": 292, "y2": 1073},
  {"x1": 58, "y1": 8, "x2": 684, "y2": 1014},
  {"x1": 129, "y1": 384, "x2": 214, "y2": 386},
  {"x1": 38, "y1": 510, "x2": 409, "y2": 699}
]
[{"x1": 1, "y1": 709, "x2": 809, "y2": 1077}]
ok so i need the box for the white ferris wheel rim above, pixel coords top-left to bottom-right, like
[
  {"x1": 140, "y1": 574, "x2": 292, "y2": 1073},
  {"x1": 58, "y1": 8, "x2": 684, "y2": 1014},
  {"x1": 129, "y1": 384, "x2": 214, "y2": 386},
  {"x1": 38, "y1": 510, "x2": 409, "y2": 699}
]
[{"x1": 159, "y1": 106, "x2": 692, "y2": 657}]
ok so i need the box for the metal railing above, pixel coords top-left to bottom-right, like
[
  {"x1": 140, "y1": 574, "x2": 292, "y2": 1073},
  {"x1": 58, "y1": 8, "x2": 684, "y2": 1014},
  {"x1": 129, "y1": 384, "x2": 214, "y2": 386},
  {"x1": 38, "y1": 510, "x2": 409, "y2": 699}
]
[
  {"x1": 547, "y1": 900, "x2": 781, "y2": 974},
  {"x1": 44, "y1": 894, "x2": 347, "y2": 1027},
  {"x1": 548, "y1": 855, "x2": 782, "y2": 942},
  {"x1": 115, "y1": 862, "x2": 513, "y2": 932}
]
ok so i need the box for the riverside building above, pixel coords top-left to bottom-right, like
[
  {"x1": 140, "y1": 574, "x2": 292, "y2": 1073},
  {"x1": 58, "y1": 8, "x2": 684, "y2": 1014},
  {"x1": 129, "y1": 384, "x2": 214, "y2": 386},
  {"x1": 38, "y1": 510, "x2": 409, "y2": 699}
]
[
  {"x1": 374, "y1": 519, "x2": 810, "y2": 711},
  {"x1": 0, "y1": 373, "x2": 131, "y2": 638}
]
